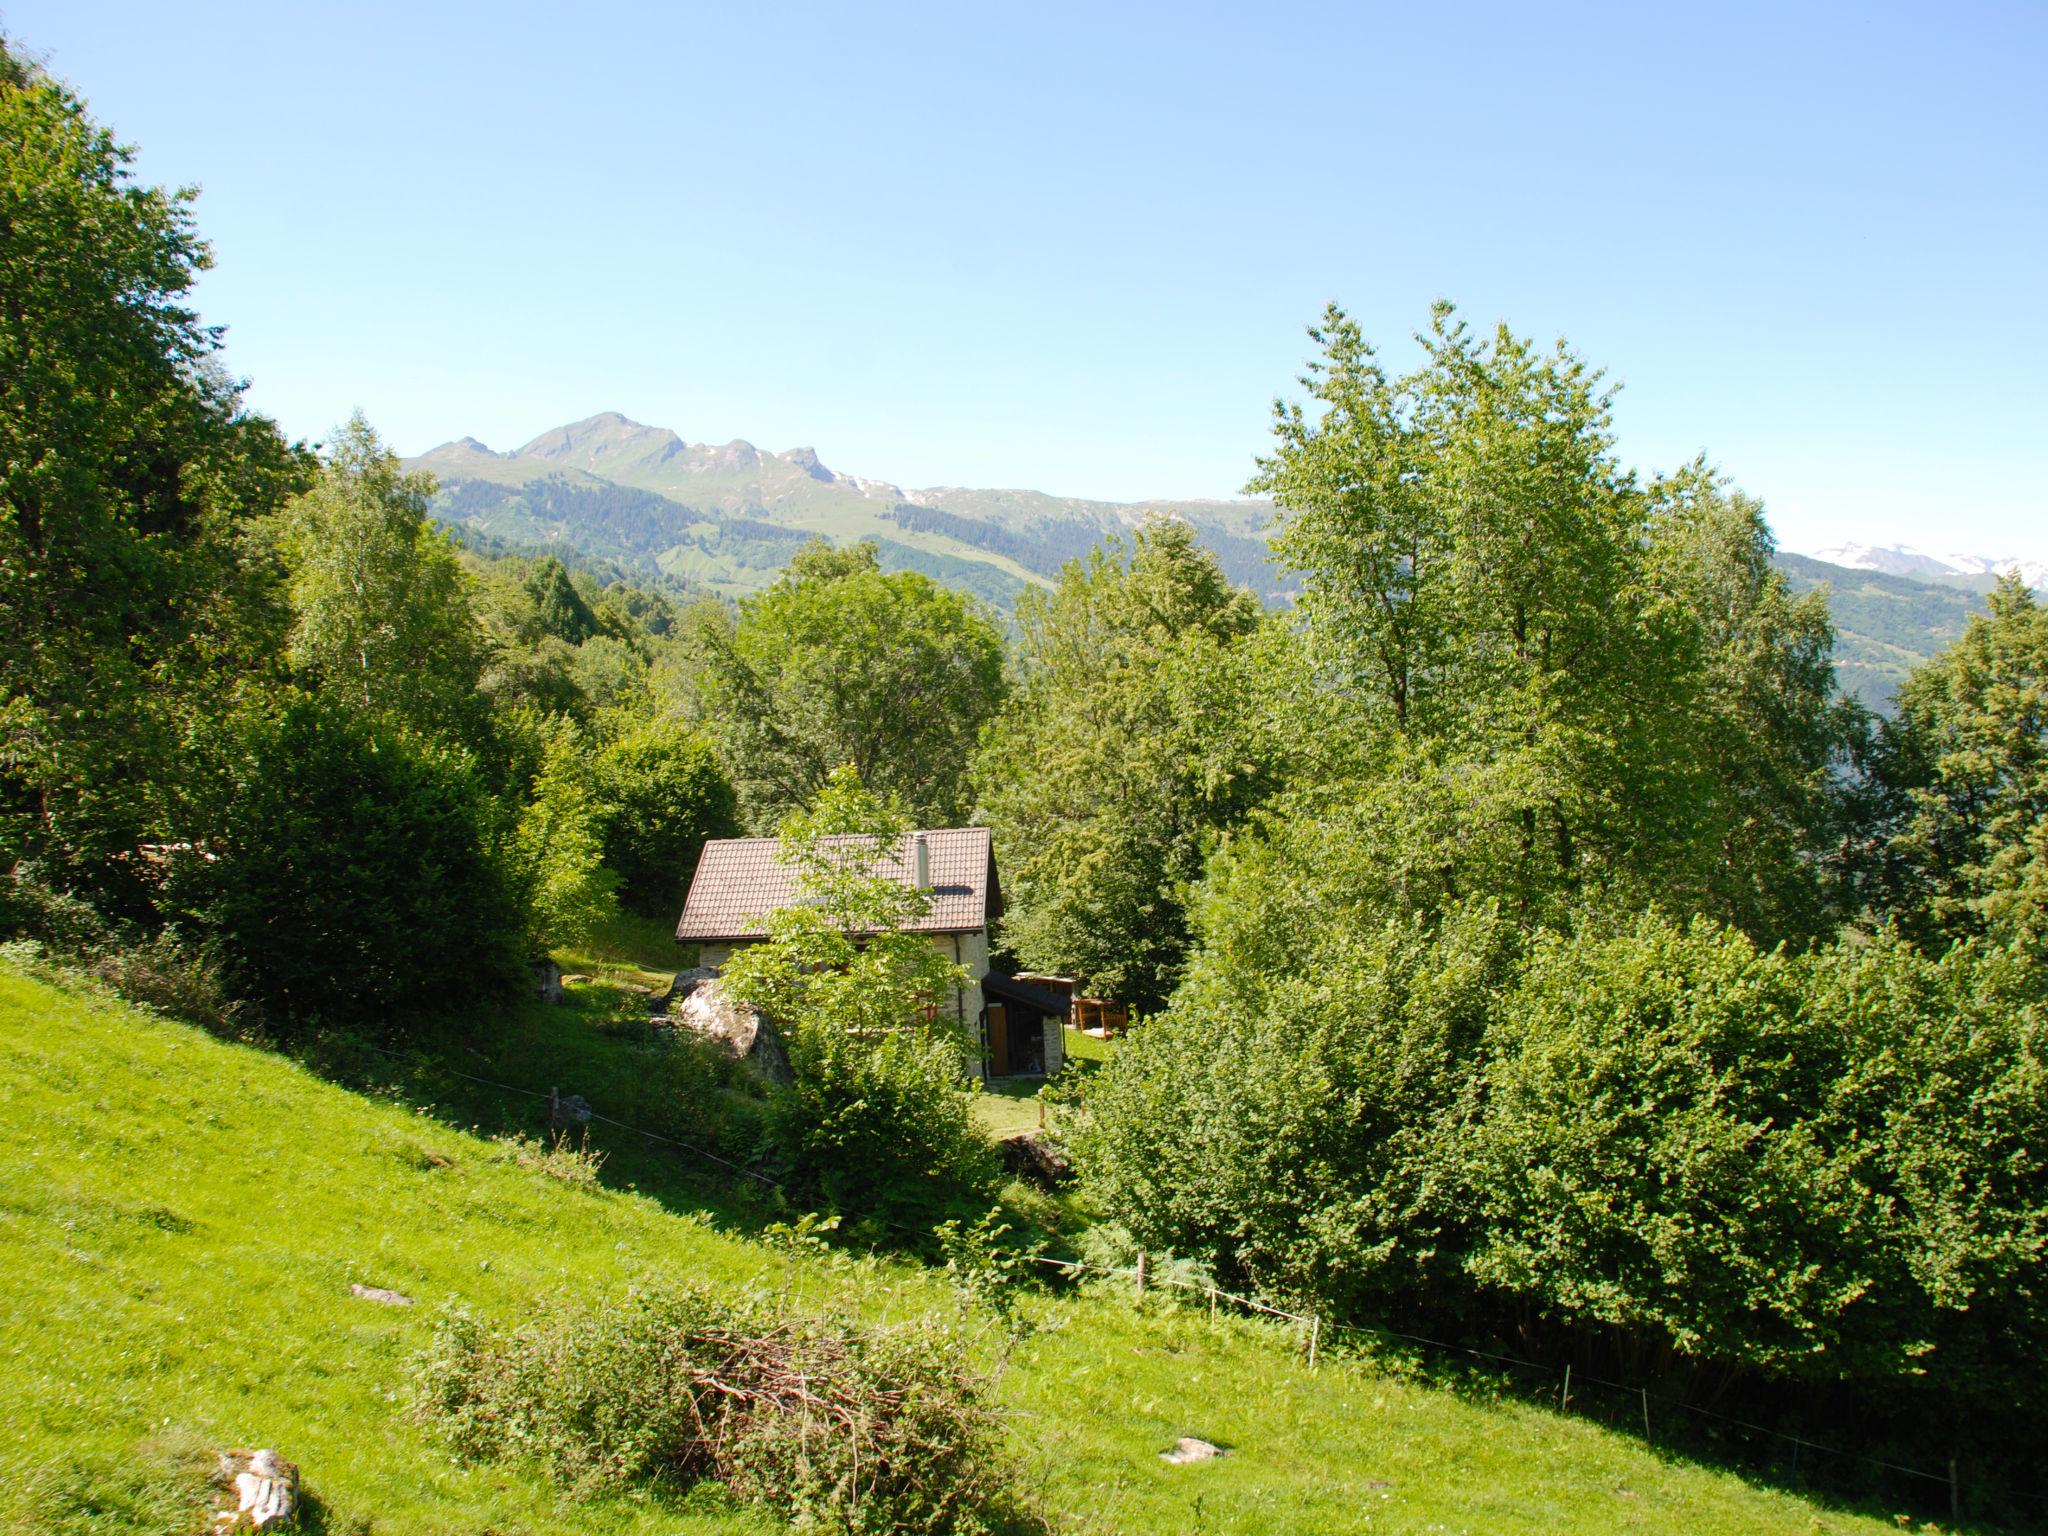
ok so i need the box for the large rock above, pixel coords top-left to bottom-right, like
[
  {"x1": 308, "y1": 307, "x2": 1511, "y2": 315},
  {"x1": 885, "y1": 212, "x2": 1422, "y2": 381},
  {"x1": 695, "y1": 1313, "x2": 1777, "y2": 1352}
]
[
  {"x1": 532, "y1": 960, "x2": 565, "y2": 1004},
  {"x1": 998, "y1": 1131, "x2": 1073, "y2": 1187},
  {"x1": 658, "y1": 969, "x2": 792, "y2": 1085}
]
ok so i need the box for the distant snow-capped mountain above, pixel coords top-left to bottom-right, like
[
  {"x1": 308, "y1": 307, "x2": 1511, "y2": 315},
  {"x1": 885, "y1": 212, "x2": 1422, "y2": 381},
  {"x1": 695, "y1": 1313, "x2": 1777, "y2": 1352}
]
[{"x1": 1797, "y1": 542, "x2": 2048, "y2": 592}]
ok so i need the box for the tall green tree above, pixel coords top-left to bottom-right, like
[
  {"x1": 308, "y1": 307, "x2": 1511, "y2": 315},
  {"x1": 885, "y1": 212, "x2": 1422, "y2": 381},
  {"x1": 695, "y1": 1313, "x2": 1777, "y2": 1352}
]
[
  {"x1": 700, "y1": 540, "x2": 1006, "y2": 829},
  {"x1": 1249, "y1": 305, "x2": 1849, "y2": 936},
  {"x1": 0, "y1": 39, "x2": 307, "y2": 911},
  {"x1": 587, "y1": 718, "x2": 738, "y2": 917},
  {"x1": 976, "y1": 519, "x2": 1299, "y2": 1005},
  {"x1": 1878, "y1": 574, "x2": 2048, "y2": 963},
  {"x1": 1641, "y1": 469, "x2": 1857, "y2": 943},
  {"x1": 508, "y1": 726, "x2": 620, "y2": 958},
  {"x1": 267, "y1": 415, "x2": 489, "y2": 750},
  {"x1": 180, "y1": 698, "x2": 524, "y2": 1027}
]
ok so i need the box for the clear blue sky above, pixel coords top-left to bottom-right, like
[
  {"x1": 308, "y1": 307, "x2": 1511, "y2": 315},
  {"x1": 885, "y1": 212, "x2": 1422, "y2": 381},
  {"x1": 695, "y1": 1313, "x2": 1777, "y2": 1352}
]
[{"x1": 12, "y1": 1, "x2": 2045, "y2": 555}]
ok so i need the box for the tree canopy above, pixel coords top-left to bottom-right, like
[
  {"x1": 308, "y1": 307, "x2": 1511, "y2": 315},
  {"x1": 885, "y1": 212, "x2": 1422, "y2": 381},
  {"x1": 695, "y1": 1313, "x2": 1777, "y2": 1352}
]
[{"x1": 699, "y1": 539, "x2": 1007, "y2": 830}]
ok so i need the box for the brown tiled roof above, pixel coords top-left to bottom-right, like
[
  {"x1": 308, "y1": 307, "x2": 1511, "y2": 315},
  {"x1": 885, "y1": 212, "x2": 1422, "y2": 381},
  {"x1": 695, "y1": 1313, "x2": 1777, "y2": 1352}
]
[{"x1": 675, "y1": 827, "x2": 998, "y2": 942}]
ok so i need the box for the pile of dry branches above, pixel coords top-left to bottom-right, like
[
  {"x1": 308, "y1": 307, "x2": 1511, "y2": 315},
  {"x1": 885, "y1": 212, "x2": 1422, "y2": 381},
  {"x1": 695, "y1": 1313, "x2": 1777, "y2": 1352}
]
[{"x1": 416, "y1": 1285, "x2": 1035, "y2": 1535}]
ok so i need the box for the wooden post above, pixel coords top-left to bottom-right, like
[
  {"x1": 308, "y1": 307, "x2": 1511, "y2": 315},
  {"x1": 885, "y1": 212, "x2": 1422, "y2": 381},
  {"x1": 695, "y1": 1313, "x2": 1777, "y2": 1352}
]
[
  {"x1": 1134, "y1": 1250, "x2": 1147, "y2": 1299},
  {"x1": 548, "y1": 1085, "x2": 559, "y2": 1128},
  {"x1": 1308, "y1": 1313, "x2": 1321, "y2": 1371},
  {"x1": 1640, "y1": 1386, "x2": 1651, "y2": 1440},
  {"x1": 1950, "y1": 1458, "x2": 1960, "y2": 1522},
  {"x1": 1560, "y1": 1363, "x2": 1571, "y2": 1412}
]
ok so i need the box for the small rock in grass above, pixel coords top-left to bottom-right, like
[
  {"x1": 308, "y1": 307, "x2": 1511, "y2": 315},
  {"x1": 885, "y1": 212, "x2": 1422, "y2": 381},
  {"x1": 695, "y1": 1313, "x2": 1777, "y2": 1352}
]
[
  {"x1": 1160, "y1": 1436, "x2": 1225, "y2": 1464},
  {"x1": 349, "y1": 1283, "x2": 414, "y2": 1307}
]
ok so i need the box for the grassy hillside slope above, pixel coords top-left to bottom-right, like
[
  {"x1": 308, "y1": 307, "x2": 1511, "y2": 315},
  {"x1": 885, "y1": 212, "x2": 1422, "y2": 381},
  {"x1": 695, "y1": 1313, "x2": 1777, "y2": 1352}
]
[{"x1": 0, "y1": 964, "x2": 1953, "y2": 1534}]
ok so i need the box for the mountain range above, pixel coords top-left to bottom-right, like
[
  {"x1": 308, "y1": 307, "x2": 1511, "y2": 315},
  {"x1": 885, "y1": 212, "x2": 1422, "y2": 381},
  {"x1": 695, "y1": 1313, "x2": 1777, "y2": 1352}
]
[
  {"x1": 1795, "y1": 542, "x2": 2048, "y2": 593},
  {"x1": 407, "y1": 411, "x2": 1282, "y2": 612},
  {"x1": 409, "y1": 413, "x2": 2030, "y2": 710}
]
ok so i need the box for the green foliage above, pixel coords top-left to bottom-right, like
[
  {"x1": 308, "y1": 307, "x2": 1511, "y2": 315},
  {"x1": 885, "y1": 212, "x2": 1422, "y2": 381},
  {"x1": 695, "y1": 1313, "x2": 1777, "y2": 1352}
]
[
  {"x1": 1466, "y1": 915, "x2": 1876, "y2": 1373},
  {"x1": 1248, "y1": 306, "x2": 1852, "y2": 943},
  {"x1": 1812, "y1": 932, "x2": 2048, "y2": 1410},
  {"x1": 509, "y1": 726, "x2": 620, "y2": 956},
  {"x1": 976, "y1": 519, "x2": 1300, "y2": 1005},
  {"x1": 700, "y1": 539, "x2": 1007, "y2": 829},
  {"x1": 586, "y1": 718, "x2": 739, "y2": 916},
  {"x1": 721, "y1": 768, "x2": 998, "y2": 1235},
  {"x1": 524, "y1": 554, "x2": 601, "y2": 644},
  {"x1": 1881, "y1": 574, "x2": 2048, "y2": 963},
  {"x1": 1077, "y1": 892, "x2": 1512, "y2": 1317},
  {"x1": 417, "y1": 1284, "x2": 1027, "y2": 1534},
  {"x1": 0, "y1": 42, "x2": 308, "y2": 913},
  {"x1": 178, "y1": 698, "x2": 524, "y2": 1026},
  {"x1": 934, "y1": 1209, "x2": 1039, "y2": 1324},
  {"x1": 266, "y1": 414, "x2": 491, "y2": 750}
]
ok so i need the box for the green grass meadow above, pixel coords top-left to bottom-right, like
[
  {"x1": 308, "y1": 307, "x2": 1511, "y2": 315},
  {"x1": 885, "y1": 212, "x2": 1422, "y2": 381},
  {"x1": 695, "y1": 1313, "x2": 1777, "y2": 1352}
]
[{"x1": 0, "y1": 962, "x2": 1970, "y2": 1534}]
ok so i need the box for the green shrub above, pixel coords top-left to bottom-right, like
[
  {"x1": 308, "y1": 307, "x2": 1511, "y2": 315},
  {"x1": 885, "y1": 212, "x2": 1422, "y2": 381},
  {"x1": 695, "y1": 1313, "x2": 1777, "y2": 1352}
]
[
  {"x1": 767, "y1": 1015, "x2": 1001, "y2": 1242},
  {"x1": 416, "y1": 1285, "x2": 1034, "y2": 1535},
  {"x1": 0, "y1": 865, "x2": 116, "y2": 950},
  {"x1": 178, "y1": 698, "x2": 525, "y2": 1028},
  {"x1": 83, "y1": 931, "x2": 243, "y2": 1034},
  {"x1": 1813, "y1": 931, "x2": 2048, "y2": 1414},
  {"x1": 1466, "y1": 913, "x2": 1876, "y2": 1374},
  {"x1": 1075, "y1": 894, "x2": 1512, "y2": 1316}
]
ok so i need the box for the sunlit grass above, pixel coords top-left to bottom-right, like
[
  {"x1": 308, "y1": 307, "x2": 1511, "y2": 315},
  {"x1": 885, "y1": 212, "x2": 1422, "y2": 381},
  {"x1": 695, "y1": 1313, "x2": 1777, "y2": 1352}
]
[{"x1": 0, "y1": 963, "x2": 1957, "y2": 1535}]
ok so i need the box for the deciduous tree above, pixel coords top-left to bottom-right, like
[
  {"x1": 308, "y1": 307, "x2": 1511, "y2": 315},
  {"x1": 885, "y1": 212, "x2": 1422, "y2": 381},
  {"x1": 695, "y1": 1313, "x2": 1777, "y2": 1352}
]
[{"x1": 699, "y1": 541, "x2": 1005, "y2": 829}]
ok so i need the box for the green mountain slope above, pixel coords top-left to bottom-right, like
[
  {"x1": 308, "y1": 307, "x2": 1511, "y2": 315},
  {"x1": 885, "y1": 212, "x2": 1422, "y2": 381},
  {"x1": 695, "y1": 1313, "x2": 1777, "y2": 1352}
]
[
  {"x1": 1774, "y1": 552, "x2": 1989, "y2": 708},
  {"x1": 0, "y1": 963, "x2": 1929, "y2": 1535},
  {"x1": 407, "y1": 413, "x2": 1284, "y2": 609}
]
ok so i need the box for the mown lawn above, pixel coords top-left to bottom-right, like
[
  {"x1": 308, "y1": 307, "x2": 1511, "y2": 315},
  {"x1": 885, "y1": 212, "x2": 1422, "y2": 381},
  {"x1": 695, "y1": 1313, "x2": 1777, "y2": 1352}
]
[{"x1": 0, "y1": 963, "x2": 1968, "y2": 1535}]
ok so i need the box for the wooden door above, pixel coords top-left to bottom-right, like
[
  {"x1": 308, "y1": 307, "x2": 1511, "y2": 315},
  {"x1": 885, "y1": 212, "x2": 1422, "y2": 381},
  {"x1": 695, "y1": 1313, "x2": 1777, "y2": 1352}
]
[{"x1": 987, "y1": 1004, "x2": 1009, "y2": 1075}]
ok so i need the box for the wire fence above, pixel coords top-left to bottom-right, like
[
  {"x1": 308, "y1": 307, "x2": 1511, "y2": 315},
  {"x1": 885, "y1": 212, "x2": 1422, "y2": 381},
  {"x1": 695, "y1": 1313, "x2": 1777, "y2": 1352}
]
[{"x1": 347, "y1": 1037, "x2": 2036, "y2": 1524}]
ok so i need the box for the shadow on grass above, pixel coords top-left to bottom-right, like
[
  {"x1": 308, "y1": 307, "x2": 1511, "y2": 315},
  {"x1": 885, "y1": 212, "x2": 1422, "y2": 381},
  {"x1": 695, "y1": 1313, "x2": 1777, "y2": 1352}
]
[
  {"x1": 295, "y1": 973, "x2": 791, "y2": 1241},
  {"x1": 1326, "y1": 1330, "x2": 2030, "y2": 1534}
]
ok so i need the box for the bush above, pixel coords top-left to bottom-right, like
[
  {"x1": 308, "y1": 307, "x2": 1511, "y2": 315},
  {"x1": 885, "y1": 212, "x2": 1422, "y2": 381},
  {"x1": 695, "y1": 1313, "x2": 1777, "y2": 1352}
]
[
  {"x1": 1075, "y1": 893, "x2": 1512, "y2": 1316},
  {"x1": 0, "y1": 865, "x2": 117, "y2": 950},
  {"x1": 1466, "y1": 913, "x2": 1877, "y2": 1374},
  {"x1": 416, "y1": 1285, "x2": 1034, "y2": 1534},
  {"x1": 179, "y1": 698, "x2": 526, "y2": 1028},
  {"x1": 769, "y1": 1013, "x2": 1001, "y2": 1242},
  {"x1": 1812, "y1": 931, "x2": 2048, "y2": 1416},
  {"x1": 84, "y1": 930, "x2": 244, "y2": 1034}
]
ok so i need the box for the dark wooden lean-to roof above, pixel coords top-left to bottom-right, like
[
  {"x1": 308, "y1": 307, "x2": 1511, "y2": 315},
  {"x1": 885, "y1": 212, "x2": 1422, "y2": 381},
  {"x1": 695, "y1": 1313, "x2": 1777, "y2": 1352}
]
[{"x1": 675, "y1": 828, "x2": 1000, "y2": 943}]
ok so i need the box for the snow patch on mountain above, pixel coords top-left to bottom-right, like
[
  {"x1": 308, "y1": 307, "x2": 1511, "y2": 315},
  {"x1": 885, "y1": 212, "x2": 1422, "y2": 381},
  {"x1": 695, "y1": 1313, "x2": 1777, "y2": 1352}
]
[{"x1": 1798, "y1": 542, "x2": 2048, "y2": 592}]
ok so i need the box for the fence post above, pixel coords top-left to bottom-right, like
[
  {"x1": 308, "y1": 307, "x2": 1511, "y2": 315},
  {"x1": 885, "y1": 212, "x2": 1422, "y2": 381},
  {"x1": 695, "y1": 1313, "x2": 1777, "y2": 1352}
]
[
  {"x1": 1561, "y1": 1363, "x2": 1571, "y2": 1413},
  {"x1": 1640, "y1": 1386, "x2": 1650, "y2": 1440},
  {"x1": 1307, "y1": 1313, "x2": 1321, "y2": 1371},
  {"x1": 1134, "y1": 1250, "x2": 1147, "y2": 1299},
  {"x1": 1950, "y1": 1458, "x2": 1960, "y2": 1522}
]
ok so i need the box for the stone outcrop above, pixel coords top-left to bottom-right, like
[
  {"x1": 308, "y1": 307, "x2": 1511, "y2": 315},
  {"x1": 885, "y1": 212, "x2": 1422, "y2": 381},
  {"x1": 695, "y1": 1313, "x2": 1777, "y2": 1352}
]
[{"x1": 657, "y1": 968, "x2": 792, "y2": 1085}]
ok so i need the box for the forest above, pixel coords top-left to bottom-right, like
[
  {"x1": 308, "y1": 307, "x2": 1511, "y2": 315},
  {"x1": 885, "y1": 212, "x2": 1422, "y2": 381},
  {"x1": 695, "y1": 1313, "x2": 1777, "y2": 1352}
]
[{"x1": 3, "y1": 33, "x2": 2044, "y2": 1529}]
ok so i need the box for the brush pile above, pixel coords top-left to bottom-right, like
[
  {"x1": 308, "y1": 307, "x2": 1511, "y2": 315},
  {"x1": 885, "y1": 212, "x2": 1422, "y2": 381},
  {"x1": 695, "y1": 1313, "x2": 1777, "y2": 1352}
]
[{"x1": 416, "y1": 1284, "x2": 1033, "y2": 1534}]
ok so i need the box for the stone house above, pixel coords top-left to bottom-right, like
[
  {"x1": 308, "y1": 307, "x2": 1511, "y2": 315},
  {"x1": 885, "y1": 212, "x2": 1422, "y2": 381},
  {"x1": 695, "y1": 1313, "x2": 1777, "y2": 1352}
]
[{"x1": 673, "y1": 827, "x2": 1064, "y2": 1080}]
